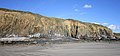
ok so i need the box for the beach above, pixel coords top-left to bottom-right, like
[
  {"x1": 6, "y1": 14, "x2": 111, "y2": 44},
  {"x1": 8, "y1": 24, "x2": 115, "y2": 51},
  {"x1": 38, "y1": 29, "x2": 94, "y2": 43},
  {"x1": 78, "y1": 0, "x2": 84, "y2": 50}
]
[{"x1": 0, "y1": 42, "x2": 120, "y2": 56}]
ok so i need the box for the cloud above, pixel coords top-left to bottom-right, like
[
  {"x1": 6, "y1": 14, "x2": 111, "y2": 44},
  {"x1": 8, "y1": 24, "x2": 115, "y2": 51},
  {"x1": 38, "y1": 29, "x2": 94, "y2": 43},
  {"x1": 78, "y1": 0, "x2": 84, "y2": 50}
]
[
  {"x1": 83, "y1": 4, "x2": 92, "y2": 8},
  {"x1": 74, "y1": 9, "x2": 79, "y2": 12},
  {"x1": 108, "y1": 25, "x2": 120, "y2": 30},
  {"x1": 79, "y1": 12, "x2": 86, "y2": 15},
  {"x1": 73, "y1": 4, "x2": 79, "y2": 12},
  {"x1": 92, "y1": 22, "x2": 100, "y2": 24},
  {"x1": 92, "y1": 22, "x2": 120, "y2": 31},
  {"x1": 73, "y1": 7, "x2": 86, "y2": 15},
  {"x1": 102, "y1": 23, "x2": 109, "y2": 26}
]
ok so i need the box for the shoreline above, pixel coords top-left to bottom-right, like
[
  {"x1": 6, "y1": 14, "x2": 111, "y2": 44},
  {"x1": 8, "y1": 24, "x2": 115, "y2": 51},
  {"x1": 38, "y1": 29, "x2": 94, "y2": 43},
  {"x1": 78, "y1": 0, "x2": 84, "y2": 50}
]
[{"x1": 0, "y1": 40, "x2": 119, "y2": 46}]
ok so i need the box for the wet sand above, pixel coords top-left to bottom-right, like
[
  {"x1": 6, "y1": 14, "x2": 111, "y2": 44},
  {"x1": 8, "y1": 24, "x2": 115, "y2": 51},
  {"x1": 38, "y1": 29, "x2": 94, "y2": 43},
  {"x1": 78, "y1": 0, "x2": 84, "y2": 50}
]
[{"x1": 0, "y1": 42, "x2": 120, "y2": 56}]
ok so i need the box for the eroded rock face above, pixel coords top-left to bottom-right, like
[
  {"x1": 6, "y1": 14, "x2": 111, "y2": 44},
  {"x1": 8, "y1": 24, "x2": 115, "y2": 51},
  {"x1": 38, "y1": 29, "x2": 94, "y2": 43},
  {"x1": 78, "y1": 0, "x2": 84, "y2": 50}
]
[{"x1": 0, "y1": 8, "x2": 113, "y2": 40}]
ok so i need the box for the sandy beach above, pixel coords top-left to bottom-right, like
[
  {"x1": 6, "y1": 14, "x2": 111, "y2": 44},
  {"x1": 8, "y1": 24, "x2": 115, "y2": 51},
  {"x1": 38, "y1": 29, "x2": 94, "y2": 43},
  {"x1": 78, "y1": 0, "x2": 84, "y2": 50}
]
[{"x1": 0, "y1": 42, "x2": 120, "y2": 56}]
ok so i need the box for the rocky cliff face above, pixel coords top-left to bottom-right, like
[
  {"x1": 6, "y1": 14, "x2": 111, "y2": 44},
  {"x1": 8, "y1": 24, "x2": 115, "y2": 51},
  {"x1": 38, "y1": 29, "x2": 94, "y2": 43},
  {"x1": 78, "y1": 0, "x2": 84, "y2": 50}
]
[{"x1": 0, "y1": 8, "x2": 113, "y2": 40}]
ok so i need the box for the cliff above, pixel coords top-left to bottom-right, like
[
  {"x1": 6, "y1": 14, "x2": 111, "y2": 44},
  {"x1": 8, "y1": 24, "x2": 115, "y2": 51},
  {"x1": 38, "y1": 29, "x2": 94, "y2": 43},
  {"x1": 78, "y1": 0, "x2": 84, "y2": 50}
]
[{"x1": 0, "y1": 8, "x2": 113, "y2": 40}]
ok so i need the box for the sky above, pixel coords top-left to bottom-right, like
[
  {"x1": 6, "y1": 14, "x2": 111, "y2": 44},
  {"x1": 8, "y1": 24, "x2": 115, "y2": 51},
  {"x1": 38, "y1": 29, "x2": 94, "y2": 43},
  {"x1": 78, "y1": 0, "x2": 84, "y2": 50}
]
[{"x1": 0, "y1": 0, "x2": 120, "y2": 33}]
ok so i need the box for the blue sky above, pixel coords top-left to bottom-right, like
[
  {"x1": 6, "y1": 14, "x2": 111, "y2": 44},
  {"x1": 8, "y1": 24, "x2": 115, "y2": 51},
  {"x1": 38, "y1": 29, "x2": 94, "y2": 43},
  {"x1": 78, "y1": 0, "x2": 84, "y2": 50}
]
[{"x1": 0, "y1": 0, "x2": 120, "y2": 33}]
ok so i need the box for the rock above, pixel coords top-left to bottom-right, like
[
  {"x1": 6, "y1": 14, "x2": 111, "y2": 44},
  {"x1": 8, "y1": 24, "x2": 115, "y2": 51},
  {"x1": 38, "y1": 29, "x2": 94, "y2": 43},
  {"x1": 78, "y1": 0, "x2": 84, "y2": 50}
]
[{"x1": 0, "y1": 8, "x2": 113, "y2": 40}]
